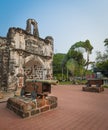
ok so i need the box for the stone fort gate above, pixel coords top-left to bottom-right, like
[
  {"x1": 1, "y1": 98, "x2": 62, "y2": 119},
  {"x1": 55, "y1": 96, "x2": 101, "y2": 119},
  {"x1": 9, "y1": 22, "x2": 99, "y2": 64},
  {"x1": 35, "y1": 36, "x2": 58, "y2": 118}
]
[{"x1": 0, "y1": 19, "x2": 54, "y2": 91}]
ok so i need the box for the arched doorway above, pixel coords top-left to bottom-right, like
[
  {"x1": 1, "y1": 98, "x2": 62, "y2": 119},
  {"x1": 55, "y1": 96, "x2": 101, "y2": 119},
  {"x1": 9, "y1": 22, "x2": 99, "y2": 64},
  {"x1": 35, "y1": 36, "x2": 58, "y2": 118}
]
[{"x1": 24, "y1": 56, "x2": 45, "y2": 79}]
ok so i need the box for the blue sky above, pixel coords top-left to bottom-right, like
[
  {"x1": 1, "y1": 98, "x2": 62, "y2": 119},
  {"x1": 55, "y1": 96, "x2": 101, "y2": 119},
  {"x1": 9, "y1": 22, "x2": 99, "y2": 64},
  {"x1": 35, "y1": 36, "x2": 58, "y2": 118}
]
[{"x1": 0, "y1": 0, "x2": 108, "y2": 61}]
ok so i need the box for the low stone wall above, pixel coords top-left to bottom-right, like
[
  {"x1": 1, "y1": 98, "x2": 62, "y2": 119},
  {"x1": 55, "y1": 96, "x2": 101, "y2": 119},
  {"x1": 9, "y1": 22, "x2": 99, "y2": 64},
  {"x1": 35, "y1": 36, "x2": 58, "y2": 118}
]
[
  {"x1": 7, "y1": 96, "x2": 57, "y2": 118},
  {"x1": 82, "y1": 86, "x2": 104, "y2": 93}
]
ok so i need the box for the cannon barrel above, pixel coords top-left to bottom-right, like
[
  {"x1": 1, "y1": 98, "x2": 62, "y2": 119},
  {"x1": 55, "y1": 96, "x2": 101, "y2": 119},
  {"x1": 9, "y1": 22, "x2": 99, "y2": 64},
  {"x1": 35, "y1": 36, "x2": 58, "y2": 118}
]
[{"x1": 26, "y1": 79, "x2": 59, "y2": 85}]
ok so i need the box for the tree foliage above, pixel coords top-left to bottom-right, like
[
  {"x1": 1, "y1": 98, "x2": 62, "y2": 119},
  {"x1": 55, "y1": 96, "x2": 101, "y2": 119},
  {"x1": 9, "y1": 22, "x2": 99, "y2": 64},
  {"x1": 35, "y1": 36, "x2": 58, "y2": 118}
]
[
  {"x1": 62, "y1": 40, "x2": 93, "y2": 77},
  {"x1": 95, "y1": 39, "x2": 108, "y2": 77},
  {"x1": 71, "y1": 40, "x2": 93, "y2": 69},
  {"x1": 53, "y1": 53, "x2": 67, "y2": 80},
  {"x1": 53, "y1": 40, "x2": 93, "y2": 80}
]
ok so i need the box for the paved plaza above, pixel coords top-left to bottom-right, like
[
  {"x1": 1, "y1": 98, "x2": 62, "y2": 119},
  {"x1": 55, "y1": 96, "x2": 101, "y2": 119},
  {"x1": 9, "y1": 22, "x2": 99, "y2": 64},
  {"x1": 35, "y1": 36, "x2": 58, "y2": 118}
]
[{"x1": 0, "y1": 85, "x2": 108, "y2": 130}]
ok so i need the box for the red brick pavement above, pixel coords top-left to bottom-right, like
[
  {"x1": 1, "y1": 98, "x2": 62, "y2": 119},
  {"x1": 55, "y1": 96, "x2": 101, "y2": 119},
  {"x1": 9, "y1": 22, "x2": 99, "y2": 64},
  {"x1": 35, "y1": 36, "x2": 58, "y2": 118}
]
[{"x1": 0, "y1": 85, "x2": 108, "y2": 130}]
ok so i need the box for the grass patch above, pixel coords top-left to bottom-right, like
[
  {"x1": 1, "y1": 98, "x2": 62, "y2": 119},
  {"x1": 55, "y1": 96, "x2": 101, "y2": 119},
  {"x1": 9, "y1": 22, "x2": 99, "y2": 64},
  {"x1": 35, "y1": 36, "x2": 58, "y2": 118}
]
[
  {"x1": 59, "y1": 81, "x2": 72, "y2": 85},
  {"x1": 59, "y1": 80, "x2": 87, "y2": 85},
  {"x1": 102, "y1": 85, "x2": 108, "y2": 88}
]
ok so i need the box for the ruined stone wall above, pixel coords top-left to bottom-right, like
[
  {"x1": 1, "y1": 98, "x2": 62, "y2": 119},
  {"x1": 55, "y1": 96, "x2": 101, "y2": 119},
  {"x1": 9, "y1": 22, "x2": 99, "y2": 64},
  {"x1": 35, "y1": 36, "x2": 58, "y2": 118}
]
[
  {"x1": 0, "y1": 37, "x2": 9, "y2": 90},
  {"x1": 0, "y1": 19, "x2": 54, "y2": 91}
]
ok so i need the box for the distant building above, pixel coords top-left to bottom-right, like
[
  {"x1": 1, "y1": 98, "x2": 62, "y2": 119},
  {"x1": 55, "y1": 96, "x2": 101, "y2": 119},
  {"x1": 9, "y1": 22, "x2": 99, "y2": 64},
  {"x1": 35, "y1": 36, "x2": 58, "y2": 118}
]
[{"x1": 0, "y1": 19, "x2": 53, "y2": 91}]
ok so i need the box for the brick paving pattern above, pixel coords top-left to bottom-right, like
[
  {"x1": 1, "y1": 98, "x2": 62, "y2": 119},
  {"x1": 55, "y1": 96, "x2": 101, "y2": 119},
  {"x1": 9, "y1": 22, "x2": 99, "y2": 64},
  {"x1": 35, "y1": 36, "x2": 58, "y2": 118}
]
[{"x1": 0, "y1": 85, "x2": 108, "y2": 130}]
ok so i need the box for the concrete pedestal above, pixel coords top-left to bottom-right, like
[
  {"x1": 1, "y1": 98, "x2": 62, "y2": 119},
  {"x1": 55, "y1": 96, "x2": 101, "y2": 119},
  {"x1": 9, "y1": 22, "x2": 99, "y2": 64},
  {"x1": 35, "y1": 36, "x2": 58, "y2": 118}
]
[
  {"x1": 7, "y1": 96, "x2": 57, "y2": 118},
  {"x1": 82, "y1": 86, "x2": 104, "y2": 93}
]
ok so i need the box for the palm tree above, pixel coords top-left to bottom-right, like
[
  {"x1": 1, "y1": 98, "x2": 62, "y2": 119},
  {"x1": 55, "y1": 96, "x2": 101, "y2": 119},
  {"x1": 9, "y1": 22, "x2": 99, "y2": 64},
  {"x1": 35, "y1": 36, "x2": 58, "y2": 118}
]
[
  {"x1": 62, "y1": 40, "x2": 93, "y2": 78},
  {"x1": 83, "y1": 40, "x2": 93, "y2": 70},
  {"x1": 71, "y1": 40, "x2": 93, "y2": 71},
  {"x1": 104, "y1": 38, "x2": 108, "y2": 46}
]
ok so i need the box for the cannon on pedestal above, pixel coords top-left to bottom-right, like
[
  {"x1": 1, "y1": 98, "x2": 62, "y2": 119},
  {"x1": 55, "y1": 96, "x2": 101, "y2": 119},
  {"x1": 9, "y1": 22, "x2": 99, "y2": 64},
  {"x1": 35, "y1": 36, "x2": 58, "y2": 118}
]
[
  {"x1": 82, "y1": 78, "x2": 104, "y2": 92},
  {"x1": 21, "y1": 79, "x2": 58, "y2": 98},
  {"x1": 7, "y1": 79, "x2": 58, "y2": 118}
]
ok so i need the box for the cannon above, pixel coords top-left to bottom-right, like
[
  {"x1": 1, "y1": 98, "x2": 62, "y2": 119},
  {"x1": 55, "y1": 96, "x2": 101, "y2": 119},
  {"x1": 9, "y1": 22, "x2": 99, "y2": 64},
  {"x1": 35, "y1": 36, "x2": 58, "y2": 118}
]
[
  {"x1": 26, "y1": 79, "x2": 59, "y2": 85},
  {"x1": 86, "y1": 78, "x2": 103, "y2": 87},
  {"x1": 7, "y1": 79, "x2": 58, "y2": 118},
  {"x1": 82, "y1": 78, "x2": 104, "y2": 92},
  {"x1": 20, "y1": 79, "x2": 58, "y2": 99}
]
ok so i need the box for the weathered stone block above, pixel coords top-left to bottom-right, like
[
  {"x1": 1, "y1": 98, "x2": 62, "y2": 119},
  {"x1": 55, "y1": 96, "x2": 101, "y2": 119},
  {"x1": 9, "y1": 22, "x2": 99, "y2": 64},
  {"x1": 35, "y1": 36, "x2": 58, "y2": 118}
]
[
  {"x1": 37, "y1": 99, "x2": 46, "y2": 108},
  {"x1": 14, "y1": 88, "x2": 22, "y2": 96},
  {"x1": 17, "y1": 111, "x2": 29, "y2": 118},
  {"x1": 22, "y1": 104, "x2": 32, "y2": 112},
  {"x1": 40, "y1": 106, "x2": 49, "y2": 112},
  {"x1": 82, "y1": 86, "x2": 104, "y2": 93},
  {"x1": 46, "y1": 96, "x2": 58, "y2": 105},
  {"x1": 31, "y1": 109, "x2": 40, "y2": 115},
  {"x1": 50, "y1": 103, "x2": 58, "y2": 109}
]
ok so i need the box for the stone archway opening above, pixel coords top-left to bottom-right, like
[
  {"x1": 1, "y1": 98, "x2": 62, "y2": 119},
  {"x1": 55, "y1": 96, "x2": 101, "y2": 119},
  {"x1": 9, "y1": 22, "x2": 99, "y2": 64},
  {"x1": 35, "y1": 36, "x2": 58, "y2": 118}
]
[
  {"x1": 26, "y1": 19, "x2": 39, "y2": 37},
  {"x1": 24, "y1": 58, "x2": 44, "y2": 80}
]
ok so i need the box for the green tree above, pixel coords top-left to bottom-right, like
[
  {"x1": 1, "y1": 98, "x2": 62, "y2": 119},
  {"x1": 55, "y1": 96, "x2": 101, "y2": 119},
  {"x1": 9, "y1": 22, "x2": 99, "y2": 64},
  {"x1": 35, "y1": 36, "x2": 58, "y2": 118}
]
[
  {"x1": 94, "y1": 38, "x2": 108, "y2": 77},
  {"x1": 53, "y1": 53, "x2": 67, "y2": 80},
  {"x1": 62, "y1": 40, "x2": 93, "y2": 77},
  {"x1": 104, "y1": 38, "x2": 108, "y2": 46},
  {"x1": 71, "y1": 40, "x2": 93, "y2": 71},
  {"x1": 66, "y1": 59, "x2": 78, "y2": 76}
]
